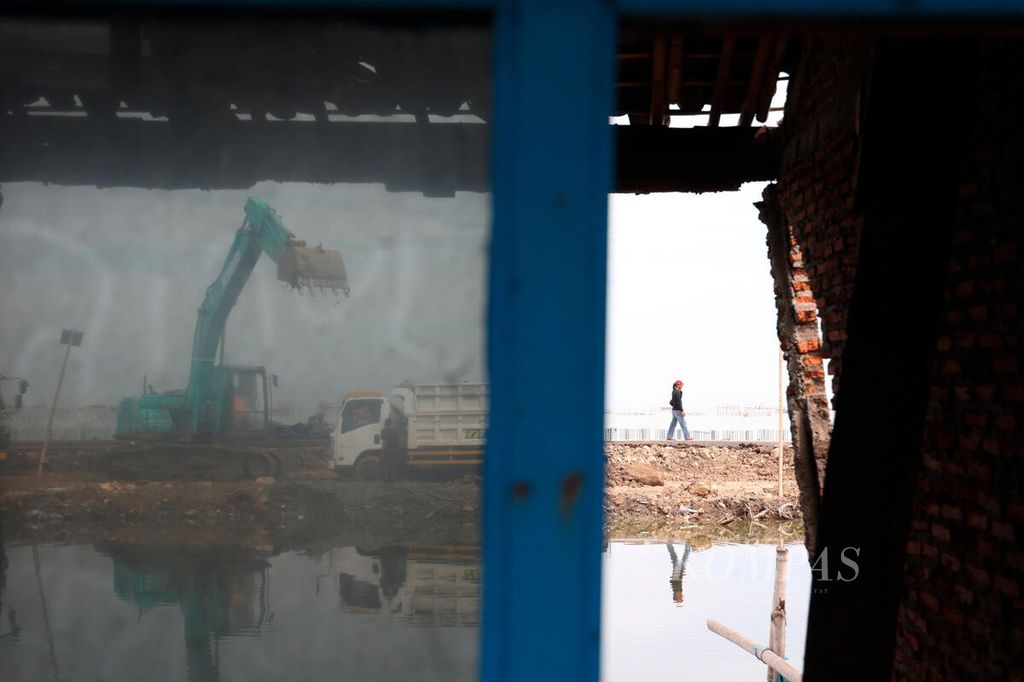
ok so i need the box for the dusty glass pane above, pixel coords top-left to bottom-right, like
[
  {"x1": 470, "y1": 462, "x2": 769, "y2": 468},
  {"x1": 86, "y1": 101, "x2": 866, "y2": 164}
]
[{"x1": 0, "y1": 15, "x2": 489, "y2": 682}]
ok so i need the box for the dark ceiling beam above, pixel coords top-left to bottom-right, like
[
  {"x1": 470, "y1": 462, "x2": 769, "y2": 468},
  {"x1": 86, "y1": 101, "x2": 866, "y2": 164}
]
[
  {"x1": 708, "y1": 36, "x2": 736, "y2": 128},
  {"x1": 739, "y1": 37, "x2": 774, "y2": 127},
  {"x1": 756, "y1": 37, "x2": 790, "y2": 123},
  {"x1": 666, "y1": 35, "x2": 684, "y2": 109},
  {"x1": 0, "y1": 118, "x2": 779, "y2": 195},
  {"x1": 648, "y1": 34, "x2": 668, "y2": 126},
  {"x1": 616, "y1": 125, "x2": 779, "y2": 193}
]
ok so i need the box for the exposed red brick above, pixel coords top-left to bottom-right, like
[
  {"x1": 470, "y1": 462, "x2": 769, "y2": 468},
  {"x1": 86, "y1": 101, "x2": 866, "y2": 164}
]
[
  {"x1": 992, "y1": 521, "x2": 1016, "y2": 542},
  {"x1": 941, "y1": 505, "x2": 963, "y2": 521},
  {"x1": 993, "y1": 243, "x2": 1018, "y2": 263},
  {"x1": 994, "y1": 414, "x2": 1017, "y2": 432},
  {"x1": 994, "y1": 355, "x2": 1018, "y2": 373},
  {"x1": 796, "y1": 339, "x2": 821, "y2": 353},
  {"x1": 955, "y1": 281, "x2": 975, "y2": 299},
  {"x1": 967, "y1": 512, "x2": 988, "y2": 530},
  {"x1": 919, "y1": 593, "x2": 940, "y2": 612},
  {"x1": 795, "y1": 309, "x2": 817, "y2": 324},
  {"x1": 967, "y1": 566, "x2": 991, "y2": 587},
  {"x1": 994, "y1": 576, "x2": 1019, "y2": 598},
  {"x1": 942, "y1": 607, "x2": 965, "y2": 627}
]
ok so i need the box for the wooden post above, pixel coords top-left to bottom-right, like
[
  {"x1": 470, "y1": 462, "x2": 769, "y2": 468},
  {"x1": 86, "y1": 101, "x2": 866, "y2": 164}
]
[
  {"x1": 778, "y1": 346, "x2": 784, "y2": 497},
  {"x1": 37, "y1": 329, "x2": 82, "y2": 478},
  {"x1": 767, "y1": 543, "x2": 789, "y2": 681},
  {"x1": 707, "y1": 618, "x2": 801, "y2": 682},
  {"x1": 33, "y1": 544, "x2": 63, "y2": 682},
  {"x1": 36, "y1": 343, "x2": 72, "y2": 478}
]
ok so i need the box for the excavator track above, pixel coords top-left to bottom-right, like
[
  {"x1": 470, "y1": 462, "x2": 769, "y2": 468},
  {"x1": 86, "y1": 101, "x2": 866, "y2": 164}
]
[{"x1": 99, "y1": 443, "x2": 283, "y2": 481}]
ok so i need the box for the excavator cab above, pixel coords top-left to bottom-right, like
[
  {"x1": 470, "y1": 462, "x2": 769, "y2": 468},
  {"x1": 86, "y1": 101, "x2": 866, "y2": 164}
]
[{"x1": 217, "y1": 365, "x2": 271, "y2": 433}]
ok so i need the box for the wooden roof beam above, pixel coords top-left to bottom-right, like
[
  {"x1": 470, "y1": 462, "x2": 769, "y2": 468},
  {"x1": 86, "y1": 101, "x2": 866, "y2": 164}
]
[
  {"x1": 708, "y1": 36, "x2": 735, "y2": 128},
  {"x1": 648, "y1": 34, "x2": 668, "y2": 126},
  {"x1": 756, "y1": 37, "x2": 789, "y2": 123},
  {"x1": 666, "y1": 35, "x2": 684, "y2": 108},
  {"x1": 739, "y1": 37, "x2": 774, "y2": 127}
]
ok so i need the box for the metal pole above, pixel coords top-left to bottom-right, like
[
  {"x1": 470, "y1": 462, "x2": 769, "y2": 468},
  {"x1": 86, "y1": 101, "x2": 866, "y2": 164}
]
[
  {"x1": 37, "y1": 342, "x2": 72, "y2": 478},
  {"x1": 778, "y1": 346, "x2": 784, "y2": 497}
]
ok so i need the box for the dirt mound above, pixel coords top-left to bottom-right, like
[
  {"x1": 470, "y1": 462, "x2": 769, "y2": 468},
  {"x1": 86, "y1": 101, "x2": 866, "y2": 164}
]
[
  {"x1": 604, "y1": 441, "x2": 800, "y2": 528},
  {"x1": 606, "y1": 441, "x2": 789, "y2": 486}
]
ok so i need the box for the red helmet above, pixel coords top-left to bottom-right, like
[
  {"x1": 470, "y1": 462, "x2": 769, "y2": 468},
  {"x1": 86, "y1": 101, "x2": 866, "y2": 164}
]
[{"x1": 674, "y1": 380, "x2": 683, "y2": 386}]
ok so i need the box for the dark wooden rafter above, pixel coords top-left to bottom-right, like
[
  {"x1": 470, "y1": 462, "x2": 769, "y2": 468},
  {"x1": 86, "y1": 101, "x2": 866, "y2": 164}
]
[
  {"x1": 756, "y1": 36, "x2": 790, "y2": 123},
  {"x1": 708, "y1": 36, "x2": 735, "y2": 128},
  {"x1": 666, "y1": 35, "x2": 684, "y2": 111},
  {"x1": 739, "y1": 37, "x2": 775, "y2": 127},
  {"x1": 649, "y1": 34, "x2": 668, "y2": 125}
]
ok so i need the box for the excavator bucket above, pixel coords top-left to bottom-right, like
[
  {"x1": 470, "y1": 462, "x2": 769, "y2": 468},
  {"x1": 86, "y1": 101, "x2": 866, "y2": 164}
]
[{"x1": 277, "y1": 243, "x2": 350, "y2": 296}]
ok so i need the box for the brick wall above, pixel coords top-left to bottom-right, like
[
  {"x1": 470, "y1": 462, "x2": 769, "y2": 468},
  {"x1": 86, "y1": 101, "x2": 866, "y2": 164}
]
[
  {"x1": 778, "y1": 37, "x2": 1023, "y2": 678},
  {"x1": 775, "y1": 38, "x2": 874, "y2": 406},
  {"x1": 893, "y1": 43, "x2": 1024, "y2": 679},
  {"x1": 759, "y1": 187, "x2": 831, "y2": 555}
]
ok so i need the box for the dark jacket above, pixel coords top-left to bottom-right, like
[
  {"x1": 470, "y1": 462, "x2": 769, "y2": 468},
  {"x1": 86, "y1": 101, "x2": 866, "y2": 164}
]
[{"x1": 669, "y1": 388, "x2": 683, "y2": 411}]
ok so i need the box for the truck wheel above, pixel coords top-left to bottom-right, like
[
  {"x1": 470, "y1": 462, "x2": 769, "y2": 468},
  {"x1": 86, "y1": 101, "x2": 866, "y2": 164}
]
[
  {"x1": 354, "y1": 454, "x2": 382, "y2": 481},
  {"x1": 244, "y1": 453, "x2": 273, "y2": 479}
]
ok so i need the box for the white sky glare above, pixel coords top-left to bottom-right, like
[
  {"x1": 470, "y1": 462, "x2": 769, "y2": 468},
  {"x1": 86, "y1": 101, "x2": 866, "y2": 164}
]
[
  {"x1": 606, "y1": 183, "x2": 781, "y2": 413},
  {"x1": 4, "y1": 181, "x2": 784, "y2": 418}
]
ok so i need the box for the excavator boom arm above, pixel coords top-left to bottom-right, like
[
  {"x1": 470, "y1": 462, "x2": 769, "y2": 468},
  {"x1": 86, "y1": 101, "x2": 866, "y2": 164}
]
[{"x1": 185, "y1": 197, "x2": 348, "y2": 429}]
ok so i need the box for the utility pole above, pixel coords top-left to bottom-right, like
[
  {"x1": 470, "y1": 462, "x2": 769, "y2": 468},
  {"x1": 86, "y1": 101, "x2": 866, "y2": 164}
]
[
  {"x1": 37, "y1": 329, "x2": 83, "y2": 478},
  {"x1": 778, "y1": 346, "x2": 784, "y2": 497}
]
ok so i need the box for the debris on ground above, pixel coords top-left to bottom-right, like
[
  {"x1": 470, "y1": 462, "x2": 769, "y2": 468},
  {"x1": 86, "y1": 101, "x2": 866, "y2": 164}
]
[
  {"x1": 1, "y1": 440, "x2": 800, "y2": 548},
  {"x1": 604, "y1": 441, "x2": 801, "y2": 529}
]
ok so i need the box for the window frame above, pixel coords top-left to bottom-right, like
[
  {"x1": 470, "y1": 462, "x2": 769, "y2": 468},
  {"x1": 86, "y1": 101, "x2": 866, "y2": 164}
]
[{"x1": 24, "y1": 1, "x2": 1024, "y2": 681}]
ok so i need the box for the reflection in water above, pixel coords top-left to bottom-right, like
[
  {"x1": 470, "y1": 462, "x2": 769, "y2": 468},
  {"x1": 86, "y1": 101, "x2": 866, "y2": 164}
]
[
  {"x1": 602, "y1": 540, "x2": 811, "y2": 682},
  {"x1": 665, "y1": 542, "x2": 691, "y2": 605},
  {"x1": 105, "y1": 545, "x2": 273, "y2": 682},
  {"x1": 337, "y1": 546, "x2": 481, "y2": 628},
  {"x1": 0, "y1": 524, "x2": 20, "y2": 643},
  {"x1": 0, "y1": 541, "x2": 481, "y2": 682}
]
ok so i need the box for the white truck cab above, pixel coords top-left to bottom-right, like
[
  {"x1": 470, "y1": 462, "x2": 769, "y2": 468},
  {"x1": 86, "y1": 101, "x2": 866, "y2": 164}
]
[
  {"x1": 330, "y1": 383, "x2": 486, "y2": 480},
  {"x1": 330, "y1": 391, "x2": 389, "y2": 478}
]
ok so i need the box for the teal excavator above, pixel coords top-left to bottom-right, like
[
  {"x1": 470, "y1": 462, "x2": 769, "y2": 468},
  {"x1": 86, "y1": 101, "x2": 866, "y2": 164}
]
[
  {"x1": 106, "y1": 543, "x2": 273, "y2": 682},
  {"x1": 104, "y1": 197, "x2": 348, "y2": 479}
]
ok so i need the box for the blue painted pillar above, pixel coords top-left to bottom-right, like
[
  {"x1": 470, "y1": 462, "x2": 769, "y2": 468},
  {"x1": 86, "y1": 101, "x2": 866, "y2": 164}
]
[{"x1": 483, "y1": 1, "x2": 617, "y2": 681}]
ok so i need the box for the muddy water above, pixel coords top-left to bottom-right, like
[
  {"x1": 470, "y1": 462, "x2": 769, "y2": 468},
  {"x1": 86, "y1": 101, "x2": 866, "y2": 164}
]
[
  {"x1": 0, "y1": 537, "x2": 808, "y2": 681},
  {"x1": 0, "y1": 543, "x2": 480, "y2": 682}
]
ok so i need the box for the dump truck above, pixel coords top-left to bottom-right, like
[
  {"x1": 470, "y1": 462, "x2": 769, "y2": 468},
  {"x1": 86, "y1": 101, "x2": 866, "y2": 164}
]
[
  {"x1": 336, "y1": 545, "x2": 481, "y2": 627},
  {"x1": 102, "y1": 197, "x2": 348, "y2": 479},
  {"x1": 329, "y1": 383, "x2": 486, "y2": 480}
]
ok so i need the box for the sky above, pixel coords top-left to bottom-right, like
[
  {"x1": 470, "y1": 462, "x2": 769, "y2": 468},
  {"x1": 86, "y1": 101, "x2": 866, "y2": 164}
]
[
  {"x1": 606, "y1": 184, "x2": 781, "y2": 414},
  {"x1": 0, "y1": 180, "x2": 781, "y2": 415},
  {"x1": 0, "y1": 181, "x2": 489, "y2": 410}
]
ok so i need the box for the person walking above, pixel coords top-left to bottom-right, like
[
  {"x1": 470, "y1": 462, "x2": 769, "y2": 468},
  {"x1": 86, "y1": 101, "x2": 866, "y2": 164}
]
[{"x1": 667, "y1": 379, "x2": 693, "y2": 441}]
